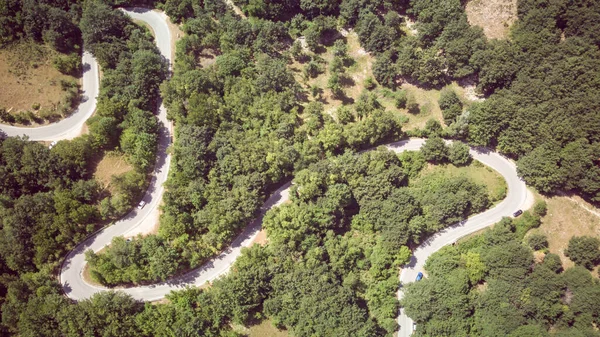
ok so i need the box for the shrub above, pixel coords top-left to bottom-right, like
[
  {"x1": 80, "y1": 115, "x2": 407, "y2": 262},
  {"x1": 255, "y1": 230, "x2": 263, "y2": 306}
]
[
  {"x1": 0, "y1": 108, "x2": 15, "y2": 123},
  {"x1": 395, "y1": 90, "x2": 407, "y2": 108},
  {"x1": 303, "y1": 60, "x2": 323, "y2": 79},
  {"x1": 406, "y1": 93, "x2": 419, "y2": 114},
  {"x1": 53, "y1": 53, "x2": 82, "y2": 76},
  {"x1": 364, "y1": 77, "x2": 376, "y2": 90},
  {"x1": 565, "y1": 236, "x2": 600, "y2": 269},
  {"x1": 533, "y1": 200, "x2": 547, "y2": 217},
  {"x1": 527, "y1": 233, "x2": 549, "y2": 251},
  {"x1": 448, "y1": 141, "x2": 471, "y2": 166}
]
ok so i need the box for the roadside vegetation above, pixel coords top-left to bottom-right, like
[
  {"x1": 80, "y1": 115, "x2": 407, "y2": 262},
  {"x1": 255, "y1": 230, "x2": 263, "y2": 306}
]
[{"x1": 402, "y1": 201, "x2": 600, "y2": 337}]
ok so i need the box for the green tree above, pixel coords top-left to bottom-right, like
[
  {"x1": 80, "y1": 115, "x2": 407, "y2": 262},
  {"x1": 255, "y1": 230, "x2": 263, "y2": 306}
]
[
  {"x1": 527, "y1": 233, "x2": 548, "y2": 251},
  {"x1": 420, "y1": 137, "x2": 448, "y2": 163},
  {"x1": 565, "y1": 236, "x2": 600, "y2": 269},
  {"x1": 448, "y1": 141, "x2": 471, "y2": 166}
]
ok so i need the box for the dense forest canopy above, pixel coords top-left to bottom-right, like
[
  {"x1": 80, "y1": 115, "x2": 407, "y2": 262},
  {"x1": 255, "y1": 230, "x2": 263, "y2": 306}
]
[{"x1": 0, "y1": 0, "x2": 599, "y2": 336}]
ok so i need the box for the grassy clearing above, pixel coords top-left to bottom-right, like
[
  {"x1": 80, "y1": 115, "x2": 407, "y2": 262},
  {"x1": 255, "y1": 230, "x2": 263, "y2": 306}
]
[
  {"x1": 465, "y1": 0, "x2": 518, "y2": 40},
  {"x1": 529, "y1": 193, "x2": 600, "y2": 272},
  {"x1": 412, "y1": 160, "x2": 507, "y2": 203},
  {"x1": 0, "y1": 41, "x2": 80, "y2": 123},
  {"x1": 92, "y1": 152, "x2": 133, "y2": 192},
  {"x1": 232, "y1": 319, "x2": 290, "y2": 337}
]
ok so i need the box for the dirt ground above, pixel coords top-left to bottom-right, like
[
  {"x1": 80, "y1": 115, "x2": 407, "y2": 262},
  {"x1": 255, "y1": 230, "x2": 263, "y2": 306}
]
[
  {"x1": 0, "y1": 41, "x2": 79, "y2": 115},
  {"x1": 465, "y1": 0, "x2": 518, "y2": 40},
  {"x1": 92, "y1": 152, "x2": 133, "y2": 192},
  {"x1": 532, "y1": 194, "x2": 600, "y2": 272}
]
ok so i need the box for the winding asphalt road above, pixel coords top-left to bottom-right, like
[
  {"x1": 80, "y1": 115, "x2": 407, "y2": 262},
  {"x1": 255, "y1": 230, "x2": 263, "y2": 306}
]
[
  {"x1": 395, "y1": 139, "x2": 529, "y2": 337},
  {"x1": 52, "y1": 9, "x2": 531, "y2": 337},
  {"x1": 60, "y1": 8, "x2": 174, "y2": 300}
]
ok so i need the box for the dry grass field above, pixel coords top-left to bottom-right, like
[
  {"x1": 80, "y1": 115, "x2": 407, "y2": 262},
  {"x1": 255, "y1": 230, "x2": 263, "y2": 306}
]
[
  {"x1": 93, "y1": 152, "x2": 134, "y2": 192},
  {"x1": 465, "y1": 0, "x2": 518, "y2": 39},
  {"x1": 0, "y1": 41, "x2": 79, "y2": 118},
  {"x1": 531, "y1": 194, "x2": 600, "y2": 273}
]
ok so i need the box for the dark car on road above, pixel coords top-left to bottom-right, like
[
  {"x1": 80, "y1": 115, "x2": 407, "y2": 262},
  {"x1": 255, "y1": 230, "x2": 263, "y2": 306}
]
[
  {"x1": 513, "y1": 209, "x2": 523, "y2": 217},
  {"x1": 416, "y1": 272, "x2": 423, "y2": 281}
]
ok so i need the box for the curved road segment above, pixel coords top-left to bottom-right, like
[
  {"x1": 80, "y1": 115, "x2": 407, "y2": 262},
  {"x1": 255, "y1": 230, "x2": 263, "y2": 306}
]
[
  {"x1": 0, "y1": 51, "x2": 99, "y2": 141},
  {"x1": 51, "y1": 10, "x2": 529, "y2": 337}
]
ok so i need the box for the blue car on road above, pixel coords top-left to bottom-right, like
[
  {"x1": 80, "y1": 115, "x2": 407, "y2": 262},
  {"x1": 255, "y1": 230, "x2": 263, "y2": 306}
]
[{"x1": 416, "y1": 272, "x2": 423, "y2": 281}]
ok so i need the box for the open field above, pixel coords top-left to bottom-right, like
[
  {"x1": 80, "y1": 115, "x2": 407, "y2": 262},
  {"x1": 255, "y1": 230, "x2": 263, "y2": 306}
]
[
  {"x1": 289, "y1": 31, "x2": 476, "y2": 131},
  {"x1": 412, "y1": 160, "x2": 507, "y2": 203},
  {"x1": 530, "y1": 193, "x2": 600, "y2": 272},
  {"x1": 465, "y1": 0, "x2": 518, "y2": 40},
  {"x1": 92, "y1": 152, "x2": 134, "y2": 192},
  {"x1": 0, "y1": 41, "x2": 80, "y2": 123}
]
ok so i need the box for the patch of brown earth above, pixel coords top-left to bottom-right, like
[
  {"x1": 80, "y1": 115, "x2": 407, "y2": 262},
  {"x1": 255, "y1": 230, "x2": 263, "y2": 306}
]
[{"x1": 465, "y1": 0, "x2": 518, "y2": 40}]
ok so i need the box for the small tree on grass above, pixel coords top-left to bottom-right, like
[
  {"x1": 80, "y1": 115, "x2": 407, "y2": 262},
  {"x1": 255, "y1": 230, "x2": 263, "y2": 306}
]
[
  {"x1": 533, "y1": 200, "x2": 547, "y2": 217},
  {"x1": 565, "y1": 236, "x2": 600, "y2": 270},
  {"x1": 438, "y1": 87, "x2": 462, "y2": 124},
  {"x1": 406, "y1": 93, "x2": 419, "y2": 114},
  {"x1": 395, "y1": 90, "x2": 407, "y2": 108},
  {"x1": 328, "y1": 72, "x2": 344, "y2": 99},
  {"x1": 332, "y1": 39, "x2": 347, "y2": 58},
  {"x1": 448, "y1": 141, "x2": 471, "y2": 166},
  {"x1": 421, "y1": 137, "x2": 448, "y2": 163},
  {"x1": 527, "y1": 233, "x2": 549, "y2": 251}
]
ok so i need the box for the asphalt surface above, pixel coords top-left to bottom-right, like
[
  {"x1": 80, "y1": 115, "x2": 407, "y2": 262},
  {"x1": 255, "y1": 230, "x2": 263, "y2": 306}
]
[
  {"x1": 60, "y1": 8, "x2": 174, "y2": 301},
  {"x1": 55, "y1": 10, "x2": 529, "y2": 336},
  {"x1": 395, "y1": 139, "x2": 528, "y2": 337},
  {"x1": 0, "y1": 51, "x2": 99, "y2": 141},
  {"x1": 62, "y1": 136, "x2": 528, "y2": 308}
]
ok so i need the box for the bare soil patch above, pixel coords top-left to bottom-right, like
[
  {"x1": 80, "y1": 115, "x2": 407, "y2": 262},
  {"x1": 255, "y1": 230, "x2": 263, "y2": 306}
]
[
  {"x1": 252, "y1": 229, "x2": 268, "y2": 246},
  {"x1": 533, "y1": 194, "x2": 600, "y2": 271},
  {"x1": 93, "y1": 152, "x2": 134, "y2": 193},
  {"x1": 0, "y1": 41, "x2": 80, "y2": 122},
  {"x1": 465, "y1": 0, "x2": 518, "y2": 40}
]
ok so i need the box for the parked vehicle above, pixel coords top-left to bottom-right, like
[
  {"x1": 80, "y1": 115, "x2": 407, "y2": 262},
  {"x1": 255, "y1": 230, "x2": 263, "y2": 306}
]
[
  {"x1": 49, "y1": 141, "x2": 57, "y2": 149},
  {"x1": 137, "y1": 200, "x2": 146, "y2": 209},
  {"x1": 513, "y1": 209, "x2": 523, "y2": 217},
  {"x1": 413, "y1": 322, "x2": 417, "y2": 331},
  {"x1": 416, "y1": 272, "x2": 423, "y2": 281}
]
